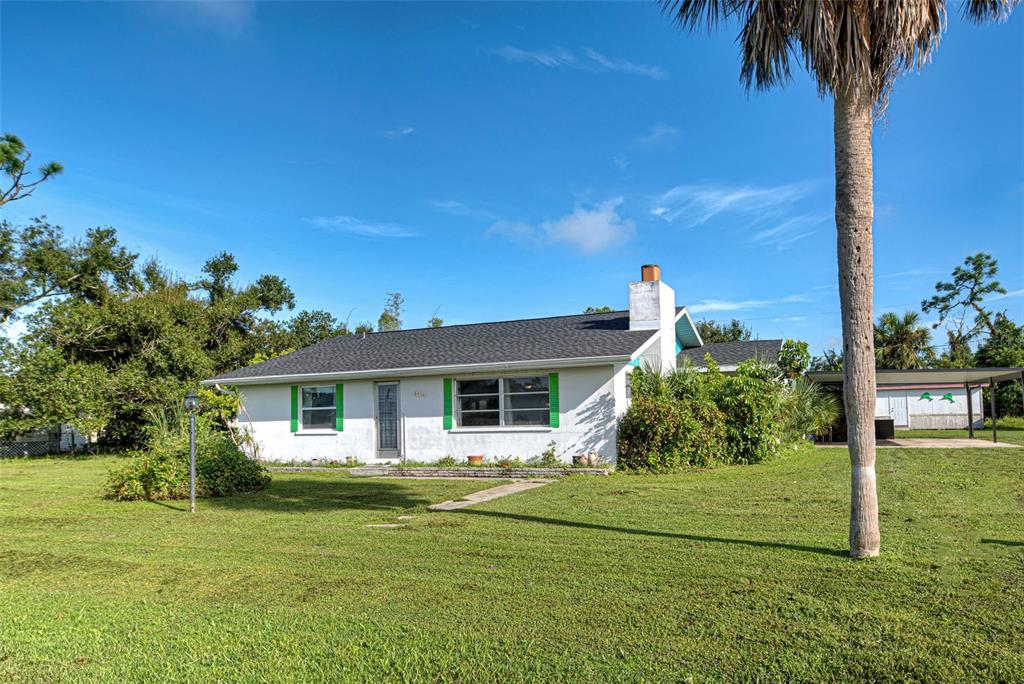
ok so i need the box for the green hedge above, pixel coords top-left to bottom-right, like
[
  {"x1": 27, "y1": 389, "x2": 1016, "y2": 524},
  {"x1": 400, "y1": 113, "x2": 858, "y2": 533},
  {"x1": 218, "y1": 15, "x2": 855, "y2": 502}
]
[{"x1": 618, "y1": 359, "x2": 785, "y2": 471}]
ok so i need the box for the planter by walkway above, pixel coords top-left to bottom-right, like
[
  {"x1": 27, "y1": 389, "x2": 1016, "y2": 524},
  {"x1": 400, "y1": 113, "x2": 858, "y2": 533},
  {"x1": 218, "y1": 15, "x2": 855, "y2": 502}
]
[{"x1": 265, "y1": 465, "x2": 610, "y2": 477}]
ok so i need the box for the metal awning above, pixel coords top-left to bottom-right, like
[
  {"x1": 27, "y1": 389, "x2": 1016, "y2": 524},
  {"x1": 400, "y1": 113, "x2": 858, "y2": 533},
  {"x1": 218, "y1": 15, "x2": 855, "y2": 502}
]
[{"x1": 807, "y1": 367, "x2": 1024, "y2": 386}]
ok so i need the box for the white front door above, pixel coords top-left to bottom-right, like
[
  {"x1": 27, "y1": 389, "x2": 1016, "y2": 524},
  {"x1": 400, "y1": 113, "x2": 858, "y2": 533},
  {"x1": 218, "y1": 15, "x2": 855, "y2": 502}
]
[{"x1": 888, "y1": 392, "x2": 909, "y2": 427}]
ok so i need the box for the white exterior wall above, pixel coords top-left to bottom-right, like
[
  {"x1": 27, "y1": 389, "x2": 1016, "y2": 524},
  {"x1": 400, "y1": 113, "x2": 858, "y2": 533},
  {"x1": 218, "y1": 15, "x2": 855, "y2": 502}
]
[
  {"x1": 239, "y1": 364, "x2": 620, "y2": 464},
  {"x1": 874, "y1": 387, "x2": 984, "y2": 429}
]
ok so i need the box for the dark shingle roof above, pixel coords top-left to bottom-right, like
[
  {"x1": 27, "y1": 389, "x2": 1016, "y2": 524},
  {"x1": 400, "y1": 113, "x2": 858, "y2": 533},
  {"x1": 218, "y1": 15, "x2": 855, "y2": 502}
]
[
  {"x1": 679, "y1": 339, "x2": 784, "y2": 368},
  {"x1": 208, "y1": 310, "x2": 658, "y2": 382}
]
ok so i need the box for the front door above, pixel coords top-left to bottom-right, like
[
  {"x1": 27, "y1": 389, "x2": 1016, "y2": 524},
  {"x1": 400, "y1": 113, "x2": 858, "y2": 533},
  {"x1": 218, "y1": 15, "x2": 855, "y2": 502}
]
[{"x1": 376, "y1": 382, "x2": 400, "y2": 458}]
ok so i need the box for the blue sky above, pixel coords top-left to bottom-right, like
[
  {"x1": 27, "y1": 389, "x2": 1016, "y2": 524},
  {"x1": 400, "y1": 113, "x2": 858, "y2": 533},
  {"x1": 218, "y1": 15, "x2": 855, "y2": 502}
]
[{"x1": 2, "y1": 1, "x2": 1022, "y2": 354}]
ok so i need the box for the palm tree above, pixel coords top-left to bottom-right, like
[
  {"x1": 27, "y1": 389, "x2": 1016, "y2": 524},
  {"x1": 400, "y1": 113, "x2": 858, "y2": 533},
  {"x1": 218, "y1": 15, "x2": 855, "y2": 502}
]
[
  {"x1": 659, "y1": 0, "x2": 1017, "y2": 558},
  {"x1": 874, "y1": 311, "x2": 934, "y2": 369}
]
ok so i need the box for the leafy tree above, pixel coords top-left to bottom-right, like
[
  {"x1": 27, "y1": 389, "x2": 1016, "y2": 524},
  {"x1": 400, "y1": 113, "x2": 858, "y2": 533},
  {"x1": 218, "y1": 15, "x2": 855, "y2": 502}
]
[
  {"x1": 284, "y1": 309, "x2": 348, "y2": 349},
  {"x1": 777, "y1": 339, "x2": 810, "y2": 380},
  {"x1": 659, "y1": 0, "x2": 1018, "y2": 558},
  {"x1": 810, "y1": 348, "x2": 844, "y2": 372},
  {"x1": 696, "y1": 318, "x2": 752, "y2": 343},
  {"x1": 874, "y1": 311, "x2": 934, "y2": 369},
  {"x1": 1, "y1": 245, "x2": 296, "y2": 445},
  {"x1": 975, "y1": 313, "x2": 1024, "y2": 416},
  {"x1": 427, "y1": 308, "x2": 444, "y2": 328},
  {"x1": 922, "y1": 253, "x2": 1006, "y2": 342},
  {"x1": 377, "y1": 292, "x2": 403, "y2": 332},
  {"x1": 584, "y1": 306, "x2": 614, "y2": 314},
  {"x1": 0, "y1": 218, "x2": 138, "y2": 324},
  {"x1": 0, "y1": 133, "x2": 63, "y2": 207},
  {"x1": 354, "y1": 321, "x2": 374, "y2": 335},
  {"x1": 935, "y1": 329, "x2": 976, "y2": 368}
]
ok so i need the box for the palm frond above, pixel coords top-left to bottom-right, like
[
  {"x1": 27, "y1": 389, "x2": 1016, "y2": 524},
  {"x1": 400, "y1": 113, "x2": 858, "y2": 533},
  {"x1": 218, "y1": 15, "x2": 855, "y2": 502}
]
[{"x1": 963, "y1": 0, "x2": 1019, "y2": 22}]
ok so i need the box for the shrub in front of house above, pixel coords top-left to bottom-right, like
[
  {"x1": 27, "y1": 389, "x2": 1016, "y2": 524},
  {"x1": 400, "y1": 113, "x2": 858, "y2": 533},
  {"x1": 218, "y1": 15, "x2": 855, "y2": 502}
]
[
  {"x1": 617, "y1": 394, "x2": 726, "y2": 471},
  {"x1": 105, "y1": 410, "x2": 269, "y2": 501},
  {"x1": 619, "y1": 359, "x2": 786, "y2": 471}
]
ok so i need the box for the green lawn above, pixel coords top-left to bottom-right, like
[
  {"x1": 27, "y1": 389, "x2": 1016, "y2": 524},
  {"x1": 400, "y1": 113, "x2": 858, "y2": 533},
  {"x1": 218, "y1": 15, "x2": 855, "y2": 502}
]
[
  {"x1": 897, "y1": 416, "x2": 1024, "y2": 445},
  {"x1": 1, "y1": 448, "x2": 1022, "y2": 682}
]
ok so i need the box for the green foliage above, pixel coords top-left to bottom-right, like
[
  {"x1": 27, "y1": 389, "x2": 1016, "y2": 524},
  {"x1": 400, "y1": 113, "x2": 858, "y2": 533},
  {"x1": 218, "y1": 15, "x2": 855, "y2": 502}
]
[
  {"x1": 378, "y1": 292, "x2": 403, "y2": 332},
  {"x1": 777, "y1": 339, "x2": 810, "y2": 379},
  {"x1": 0, "y1": 218, "x2": 137, "y2": 324},
  {"x1": 696, "y1": 318, "x2": 752, "y2": 343},
  {"x1": 618, "y1": 394, "x2": 727, "y2": 471},
  {"x1": 583, "y1": 306, "x2": 613, "y2": 313},
  {"x1": 0, "y1": 133, "x2": 63, "y2": 207},
  {"x1": 436, "y1": 454, "x2": 458, "y2": 467},
  {"x1": 976, "y1": 313, "x2": 1024, "y2": 417},
  {"x1": 780, "y1": 378, "x2": 840, "y2": 442},
  {"x1": 874, "y1": 311, "x2": 934, "y2": 369},
  {"x1": 708, "y1": 360, "x2": 782, "y2": 465},
  {"x1": 1, "y1": 242, "x2": 297, "y2": 445},
  {"x1": 922, "y1": 252, "x2": 1006, "y2": 342},
  {"x1": 526, "y1": 440, "x2": 560, "y2": 468},
  {"x1": 104, "y1": 410, "x2": 269, "y2": 501},
  {"x1": 809, "y1": 348, "x2": 843, "y2": 371}
]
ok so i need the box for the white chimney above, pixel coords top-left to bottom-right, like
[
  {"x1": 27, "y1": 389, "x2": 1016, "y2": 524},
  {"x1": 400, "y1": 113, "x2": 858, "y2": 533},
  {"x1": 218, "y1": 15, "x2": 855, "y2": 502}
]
[{"x1": 629, "y1": 264, "x2": 677, "y2": 371}]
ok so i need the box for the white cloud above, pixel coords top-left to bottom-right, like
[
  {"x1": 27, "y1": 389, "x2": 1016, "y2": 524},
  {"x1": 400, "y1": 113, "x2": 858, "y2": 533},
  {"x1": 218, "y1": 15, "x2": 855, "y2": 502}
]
[
  {"x1": 993, "y1": 288, "x2": 1024, "y2": 300},
  {"x1": 650, "y1": 181, "x2": 816, "y2": 227},
  {"x1": 612, "y1": 154, "x2": 630, "y2": 171},
  {"x1": 689, "y1": 294, "x2": 810, "y2": 314},
  {"x1": 492, "y1": 45, "x2": 668, "y2": 80},
  {"x1": 307, "y1": 215, "x2": 417, "y2": 238},
  {"x1": 486, "y1": 198, "x2": 635, "y2": 254},
  {"x1": 429, "y1": 200, "x2": 496, "y2": 221},
  {"x1": 383, "y1": 126, "x2": 415, "y2": 138},
  {"x1": 636, "y1": 123, "x2": 680, "y2": 145},
  {"x1": 541, "y1": 198, "x2": 635, "y2": 254}
]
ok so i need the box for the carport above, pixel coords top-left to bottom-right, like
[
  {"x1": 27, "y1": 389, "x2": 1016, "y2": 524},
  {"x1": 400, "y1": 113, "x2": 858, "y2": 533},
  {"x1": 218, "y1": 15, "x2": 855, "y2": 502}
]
[{"x1": 807, "y1": 367, "x2": 1024, "y2": 443}]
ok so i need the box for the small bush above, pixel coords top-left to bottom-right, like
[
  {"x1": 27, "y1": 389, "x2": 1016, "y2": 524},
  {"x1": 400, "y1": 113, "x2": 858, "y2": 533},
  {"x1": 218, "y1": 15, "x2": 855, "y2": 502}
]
[
  {"x1": 436, "y1": 455, "x2": 458, "y2": 467},
  {"x1": 105, "y1": 410, "x2": 269, "y2": 501},
  {"x1": 526, "y1": 441, "x2": 560, "y2": 468}
]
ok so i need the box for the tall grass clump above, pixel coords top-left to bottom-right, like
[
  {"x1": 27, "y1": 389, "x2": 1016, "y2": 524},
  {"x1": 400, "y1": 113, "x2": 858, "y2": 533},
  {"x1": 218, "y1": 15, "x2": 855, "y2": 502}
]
[{"x1": 105, "y1": 405, "x2": 269, "y2": 501}]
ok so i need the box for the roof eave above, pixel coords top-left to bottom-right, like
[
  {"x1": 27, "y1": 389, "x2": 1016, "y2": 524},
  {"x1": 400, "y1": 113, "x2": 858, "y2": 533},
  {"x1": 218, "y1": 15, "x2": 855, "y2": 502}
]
[{"x1": 202, "y1": 354, "x2": 635, "y2": 386}]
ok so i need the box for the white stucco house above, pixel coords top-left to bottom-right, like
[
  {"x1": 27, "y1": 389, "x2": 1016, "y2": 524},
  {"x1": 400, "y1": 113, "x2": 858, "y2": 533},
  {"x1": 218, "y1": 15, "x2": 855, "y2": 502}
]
[{"x1": 203, "y1": 265, "x2": 774, "y2": 465}]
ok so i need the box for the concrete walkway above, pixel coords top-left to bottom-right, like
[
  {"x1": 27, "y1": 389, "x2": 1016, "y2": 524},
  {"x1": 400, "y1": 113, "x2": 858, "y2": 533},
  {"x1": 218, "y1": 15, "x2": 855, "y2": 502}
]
[
  {"x1": 820, "y1": 438, "x2": 1017, "y2": 448},
  {"x1": 427, "y1": 479, "x2": 553, "y2": 511}
]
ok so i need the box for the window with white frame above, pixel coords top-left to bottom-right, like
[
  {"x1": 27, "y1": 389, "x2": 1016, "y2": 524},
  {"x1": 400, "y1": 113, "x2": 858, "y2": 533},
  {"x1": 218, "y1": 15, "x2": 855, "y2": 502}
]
[
  {"x1": 301, "y1": 386, "x2": 336, "y2": 430},
  {"x1": 456, "y1": 376, "x2": 549, "y2": 427}
]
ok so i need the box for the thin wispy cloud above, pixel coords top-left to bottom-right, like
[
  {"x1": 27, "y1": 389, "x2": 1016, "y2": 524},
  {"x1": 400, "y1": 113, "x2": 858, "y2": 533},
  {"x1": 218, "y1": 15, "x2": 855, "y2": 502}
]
[
  {"x1": 650, "y1": 181, "x2": 816, "y2": 227},
  {"x1": 153, "y1": 1, "x2": 255, "y2": 35},
  {"x1": 383, "y1": 126, "x2": 415, "y2": 138},
  {"x1": 307, "y1": 215, "x2": 417, "y2": 238},
  {"x1": 993, "y1": 288, "x2": 1024, "y2": 300},
  {"x1": 612, "y1": 154, "x2": 630, "y2": 171},
  {"x1": 487, "y1": 198, "x2": 635, "y2": 254},
  {"x1": 636, "y1": 123, "x2": 680, "y2": 146},
  {"x1": 689, "y1": 294, "x2": 810, "y2": 314},
  {"x1": 752, "y1": 215, "x2": 823, "y2": 250},
  {"x1": 429, "y1": 199, "x2": 497, "y2": 221},
  {"x1": 492, "y1": 45, "x2": 668, "y2": 80}
]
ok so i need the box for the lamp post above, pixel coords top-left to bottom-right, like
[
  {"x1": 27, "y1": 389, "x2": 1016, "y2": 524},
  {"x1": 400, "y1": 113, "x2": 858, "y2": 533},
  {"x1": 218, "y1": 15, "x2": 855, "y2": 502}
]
[{"x1": 184, "y1": 389, "x2": 199, "y2": 513}]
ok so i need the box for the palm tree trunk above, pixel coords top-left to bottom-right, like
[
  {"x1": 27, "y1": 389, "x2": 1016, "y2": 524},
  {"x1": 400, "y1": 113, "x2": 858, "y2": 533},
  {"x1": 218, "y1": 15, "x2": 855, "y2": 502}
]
[{"x1": 834, "y1": 84, "x2": 880, "y2": 558}]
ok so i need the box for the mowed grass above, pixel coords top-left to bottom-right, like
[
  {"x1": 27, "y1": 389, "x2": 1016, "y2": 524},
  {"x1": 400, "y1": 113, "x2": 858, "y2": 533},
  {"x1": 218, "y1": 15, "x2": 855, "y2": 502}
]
[
  {"x1": 897, "y1": 416, "x2": 1024, "y2": 445},
  {"x1": 1, "y1": 447, "x2": 1022, "y2": 682}
]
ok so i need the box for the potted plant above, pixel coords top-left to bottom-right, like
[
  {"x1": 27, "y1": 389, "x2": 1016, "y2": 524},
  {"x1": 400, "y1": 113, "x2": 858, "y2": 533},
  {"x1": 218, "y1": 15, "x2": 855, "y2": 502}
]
[{"x1": 467, "y1": 454, "x2": 484, "y2": 466}]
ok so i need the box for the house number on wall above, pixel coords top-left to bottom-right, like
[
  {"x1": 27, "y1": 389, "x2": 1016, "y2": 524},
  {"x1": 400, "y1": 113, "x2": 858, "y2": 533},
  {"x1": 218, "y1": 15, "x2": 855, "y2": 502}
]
[{"x1": 414, "y1": 391, "x2": 426, "y2": 398}]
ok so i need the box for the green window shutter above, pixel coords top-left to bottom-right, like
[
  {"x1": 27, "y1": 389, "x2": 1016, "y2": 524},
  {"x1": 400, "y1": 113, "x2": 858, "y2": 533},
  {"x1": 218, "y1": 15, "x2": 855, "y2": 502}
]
[
  {"x1": 443, "y1": 378, "x2": 453, "y2": 430},
  {"x1": 290, "y1": 385, "x2": 299, "y2": 433},
  {"x1": 549, "y1": 372, "x2": 560, "y2": 428},
  {"x1": 335, "y1": 383, "x2": 344, "y2": 432}
]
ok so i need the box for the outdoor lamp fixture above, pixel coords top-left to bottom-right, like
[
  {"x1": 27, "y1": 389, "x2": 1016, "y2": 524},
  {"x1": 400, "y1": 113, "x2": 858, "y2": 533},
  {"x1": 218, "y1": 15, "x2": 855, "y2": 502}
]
[{"x1": 184, "y1": 389, "x2": 199, "y2": 513}]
